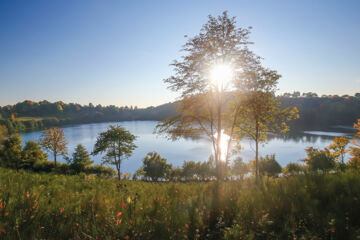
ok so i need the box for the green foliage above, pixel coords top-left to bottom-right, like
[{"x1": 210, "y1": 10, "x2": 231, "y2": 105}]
[
  {"x1": 22, "y1": 141, "x2": 48, "y2": 169},
  {"x1": 70, "y1": 144, "x2": 94, "y2": 173},
  {"x1": 230, "y1": 157, "x2": 249, "y2": 179},
  {"x1": 0, "y1": 168, "x2": 359, "y2": 239},
  {"x1": 302, "y1": 147, "x2": 336, "y2": 172},
  {"x1": 142, "y1": 152, "x2": 171, "y2": 181},
  {"x1": 256, "y1": 154, "x2": 282, "y2": 177},
  {"x1": 182, "y1": 161, "x2": 198, "y2": 180},
  {"x1": 92, "y1": 125, "x2": 137, "y2": 180},
  {"x1": 282, "y1": 162, "x2": 305, "y2": 176},
  {"x1": 0, "y1": 134, "x2": 23, "y2": 170}
]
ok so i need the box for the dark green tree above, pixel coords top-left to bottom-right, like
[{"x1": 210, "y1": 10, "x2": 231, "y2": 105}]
[
  {"x1": 182, "y1": 161, "x2": 198, "y2": 180},
  {"x1": 1, "y1": 134, "x2": 23, "y2": 171},
  {"x1": 92, "y1": 125, "x2": 137, "y2": 180},
  {"x1": 230, "y1": 157, "x2": 249, "y2": 180},
  {"x1": 302, "y1": 147, "x2": 335, "y2": 173},
  {"x1": 22, "y1": 141, "x2": 47, "y2": 169},
  {"x1": 71, "y1": 144, "x2": 93, "y2": 173},
  {"x1": 142, "y1": 152, "x2": 171, "y2": 181},
  {"x1": 256, "y1": 154, "x2": 282, "y2": 177}
]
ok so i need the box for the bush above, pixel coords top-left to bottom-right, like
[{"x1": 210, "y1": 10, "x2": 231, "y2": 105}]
[{"x1": 257, "y1": 154, "x2": 282, "y2": 177}]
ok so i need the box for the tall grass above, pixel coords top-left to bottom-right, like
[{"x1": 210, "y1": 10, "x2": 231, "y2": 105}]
[{"x1": 0, "y1": 168, "x2": 359, "y2": 239}]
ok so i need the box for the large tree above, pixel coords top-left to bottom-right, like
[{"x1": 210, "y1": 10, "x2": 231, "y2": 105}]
[
  {"x1": 156, "y1": 11, "x2": 256, "y2": 179},
  {"x1": 92, "y1": 125, "x2": 137, "y2": 180},
  {"x1": 39, "y1": 127, "x2": 68, "y2": 166}
]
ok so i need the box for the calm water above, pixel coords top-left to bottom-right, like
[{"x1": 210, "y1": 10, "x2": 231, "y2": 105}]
[{"x1": 20, "y1": 121, "x2": 355, "y2": 174}]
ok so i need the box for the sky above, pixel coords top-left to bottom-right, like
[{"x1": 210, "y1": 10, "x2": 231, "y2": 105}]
[{"x1": 0, "y1": 0, "x2": 359, "y2": 108}]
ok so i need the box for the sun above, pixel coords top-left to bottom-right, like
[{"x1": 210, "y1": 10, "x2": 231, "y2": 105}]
[{"x1": 209, "y1": 64, "x2": 233, "y2": 88}]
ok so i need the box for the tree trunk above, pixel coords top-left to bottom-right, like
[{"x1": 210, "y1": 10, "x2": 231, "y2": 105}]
[
  {"x1": 117, "y1": 160, "x2": 121, "y2": 181},
  {"x1": 255, "y1": 122, "x2": 259, "y2": 182},
  {"x1": 54, "y1": 152, "x2": 57, "y2": 167},
  {"x1": 217, "y1": 91, "x2": 222, "y2": 180},
  {"x1": 255, "y1": 139, "x2": 259, "y2": 181}
]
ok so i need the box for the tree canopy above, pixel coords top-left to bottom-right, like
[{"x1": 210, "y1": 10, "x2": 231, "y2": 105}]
[{"x1": 92, "y1": 125, "x2": 137, "y2": 180}]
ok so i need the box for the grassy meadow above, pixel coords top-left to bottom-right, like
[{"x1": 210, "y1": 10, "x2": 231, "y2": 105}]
[{"x1": 0, "y1": 168, "x2": 360, "y2": 239}]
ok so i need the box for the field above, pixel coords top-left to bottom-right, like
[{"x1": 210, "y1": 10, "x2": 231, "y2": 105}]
[
  {"x1": 0, "y1": 169, "x2": 359, "y2": 239},
  {"x1": 15, "y1": 117, "x2": 45, "y2": 122}
]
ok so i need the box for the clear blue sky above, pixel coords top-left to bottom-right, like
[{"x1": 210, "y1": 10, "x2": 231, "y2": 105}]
[{"x1": 0, "y1": 0, "x2": 359, "y2": 107}]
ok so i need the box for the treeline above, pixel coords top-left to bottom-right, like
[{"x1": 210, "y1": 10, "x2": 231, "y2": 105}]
[
  {"x1": 279, "y1": 92, "x2": 360, "y2": 129},
  {"x1": 0, "y1": 92, "x2": 359, "y2": 133},
  {"x1": 0, "y1": 100, "x2": 176, "y2": 133}
]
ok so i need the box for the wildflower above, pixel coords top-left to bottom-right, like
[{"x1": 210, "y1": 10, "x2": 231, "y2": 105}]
[
  {"x1": 116, "y1": 219, "x2": 122, "y2": 225},
  {"x1": 168, "y1": 228, "x2": 170, "y2": 232},
  {"x1": 129, "y1": 219, "x2": 133, "y2": 225},
  {"x1": 4, "y1": 212, "x2": 8, "y2": 217},
  {"x1": 26, "y1": 192, "x2": 30, "y2": 198},
  {"x1": 122, "y1": 202, "x2": 126, "y2": 208},
  {"x1": 185, "y1": 224, "x2": 189, "y2": 229},
  {"x1": 354, "y1": 197, "x2": 358, "y2": 201},
  {"x1": 76, "y1": 223, "x2": 80, "y2": 227},
  {"x1": 40, "y1": 226, "x2": 45, "y2": 230},
  {"x1": 127, "y1": 196, "x2": 132, "y2": 204},
  {"x1": 1, "y1": 229, "x2": 5, "y2": 233},
  {"x1": 95, "y1": 214, "x2": 100, "y2": 217},
  {"x1": 60, "y1": 208, "x2": 64, "y2": 214},
  {"x1": 117, "y1": 212, "x2": 122, "y2": 217}
]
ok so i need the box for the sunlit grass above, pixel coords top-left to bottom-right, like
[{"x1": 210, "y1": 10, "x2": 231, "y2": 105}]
[{"x1": 0, "y1": 168, "x2": 359, "y2": 239}]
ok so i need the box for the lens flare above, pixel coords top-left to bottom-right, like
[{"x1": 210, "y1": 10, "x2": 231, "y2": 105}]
[
  {"x1": 214, "y1": 130, "x2": 230, "y2": 161},
  {"x1": 209, "y1": 64, "x2": 233, "y2": 88}
]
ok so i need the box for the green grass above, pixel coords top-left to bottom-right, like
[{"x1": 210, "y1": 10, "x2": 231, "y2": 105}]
[
  {"x1": 15, "y1": 117, "x2": 45, "y2": 122},
  {"x1": 0, "y1": 169, "x2": 359, "y2": 239}
]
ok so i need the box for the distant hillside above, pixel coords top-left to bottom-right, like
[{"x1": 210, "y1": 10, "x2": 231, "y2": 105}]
[
  {"x1": 0, "y1": 94, "x2": 359, "y2": 133},
  {"x1": 0, "y1": 100, "x2": 177, "y2": 132}
]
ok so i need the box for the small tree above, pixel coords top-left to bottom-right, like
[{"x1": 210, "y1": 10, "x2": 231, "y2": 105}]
[
  {"x1": 349, "y1": 119, "x2": 360, "y2": 168},
  {"x1": 257, "y1": 154, "x2": 282, "y2": 177},
  {"x1": 230, "y1": 157, "x2": 249, "y2": 180},
  {"x1": 22, "y1": 141, "x2": 47, "y2": 169},
  {"x1": 182, "y1": 161, "x2": 198, "y2": 181},
  {"x1": 1, "y1": 134, "x2": 23, "y2": 171},
  {"x1": 234, "y1": 64, "x2": 299, "y2": 180},
  {"x1": 329, "y1": 136, "x2": 349, "y2": 166},
  {"x1": 71, "y1": 144, "x2": 93, "y2": 173},
  {"x1": 302, "y1": 147, "x2": 335, "y2": 173},
  {"x1": 0, "y1": 125, "x2": 7, "y2": 143},
  {"x1": 39, "y1": 127, "x2": 68, "y2": 166},
  {"x1": 92, "y1": 125, "x2": 137, "y2": 180},
  {"x1": 142, "y1": 152, "x2": 171, "y2": 181}
]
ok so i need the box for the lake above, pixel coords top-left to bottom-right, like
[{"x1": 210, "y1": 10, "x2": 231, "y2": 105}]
[{"x1": 20, "y1": 121, "x2": 356, "y2": 174}]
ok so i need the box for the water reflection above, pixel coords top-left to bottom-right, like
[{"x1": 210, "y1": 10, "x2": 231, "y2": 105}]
[{"x1": 20, "y1": 121, "x2": 355, "y2": 174}]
